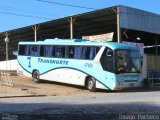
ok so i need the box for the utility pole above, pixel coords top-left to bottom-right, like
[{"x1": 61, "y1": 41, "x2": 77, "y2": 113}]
[
  {"x1": 4, "y1": 32, "x2": 9, "y2": 71},
  {"x1": 117, "y1": 6, "x2": 121, "y2": 43},
  {"x1": 70, "y1": 17, "x2": 73, "y2": 39},
  {"x1": 32, "y1": 25, "x2": 39, "y2": 42},
  {"x1": 68, "y1": 17, "x2": 76, "y2": 39}
]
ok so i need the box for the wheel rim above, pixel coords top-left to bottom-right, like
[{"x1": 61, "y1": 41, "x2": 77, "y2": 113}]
[
  {"x1": 33, "y1": 72, "x2": 39, "y2": 81},
  {"x1": 88, "y1": 80, "x2": 94, "y2": 89},
  {"x1": 35, "y1": 74, "x2": 38, "y2": 79}
]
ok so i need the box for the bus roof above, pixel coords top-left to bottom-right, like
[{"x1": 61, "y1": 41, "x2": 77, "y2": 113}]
[{"x1": 18, "y1": 39, "x2": 137, "y2": 50}]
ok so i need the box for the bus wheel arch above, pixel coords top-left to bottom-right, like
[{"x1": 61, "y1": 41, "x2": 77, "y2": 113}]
[
  {"x1": 85, "y1": 76, "x2": 96, "y2": 92},
  {"x1": 32, "y1": 70, "x2": 41, "y2": 83}
]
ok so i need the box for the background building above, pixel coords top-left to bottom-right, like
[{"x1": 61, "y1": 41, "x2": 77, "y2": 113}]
[{"x1": 0, "y1": 5, "x2": 160, "y2": 80}]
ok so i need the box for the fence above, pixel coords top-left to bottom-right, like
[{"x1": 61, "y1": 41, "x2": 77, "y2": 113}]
[
  {"x1": 147, "y1": 70, "x2": 160, "y2": 86},
  {"x1": 0, "y1": 72, "x2": 13, "y2": 87}
]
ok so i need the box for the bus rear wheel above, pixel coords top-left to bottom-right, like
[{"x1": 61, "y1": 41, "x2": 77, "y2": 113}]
[
  {"x1": 32, "y1": 70, "x2": 40, "y2": 83},
  {"x1": 86, "y1": 77, "x2": 96, "y2": 92}
]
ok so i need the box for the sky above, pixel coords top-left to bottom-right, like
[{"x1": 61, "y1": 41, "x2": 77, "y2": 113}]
[{"x1": 0, "y1": 0, "x2": 160, "y2": 32}]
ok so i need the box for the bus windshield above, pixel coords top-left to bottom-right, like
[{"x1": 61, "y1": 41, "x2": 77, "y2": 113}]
[{"x1": 115, "y1": 49, "x2": 141, "y2": 74}]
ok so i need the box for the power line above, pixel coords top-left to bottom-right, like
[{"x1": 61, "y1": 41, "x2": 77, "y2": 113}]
[
  {"x1": 37, "y1": 0, "x2": 160, "y2": 18},
  {"x1": 0, "y1": 2, "x2": 160, "y2": 30},
  {"x1": 0, "y1": 10, "x2": 51, "y2": 20},
  {"x1": 37, "y1": 0, "x2": 96, "y2": 10},
  {"x1": 0, "y1": 5, "x2": 66, "y2": 17}
]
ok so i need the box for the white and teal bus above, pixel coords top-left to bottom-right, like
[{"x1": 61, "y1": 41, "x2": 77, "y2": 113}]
[{"x1": 17, "y1": 39, "x2": 142, "y2": 91}]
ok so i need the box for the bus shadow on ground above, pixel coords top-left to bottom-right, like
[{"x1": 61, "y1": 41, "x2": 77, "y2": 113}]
[
  {"x1": 39, "y1": 80, "x2": 114, "y2": 93},
  {"x1": 40, "y1": 79, "x2": 87, "y2": 90},
  {"x1": 0, "y1": 102, "x2": 160, "y2": 120},
  {"x1": 37, "y1": 79, "x2": 160, "y2": 93}
]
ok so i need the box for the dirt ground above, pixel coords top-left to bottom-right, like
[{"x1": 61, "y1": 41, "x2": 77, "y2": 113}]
[{"x1": 0, "y1": 75, "x2": 102, "y2": 97}]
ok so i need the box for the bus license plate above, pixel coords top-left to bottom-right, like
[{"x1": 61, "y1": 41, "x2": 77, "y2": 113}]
[{"x1": 129, "y1": 83, "x2": 134, "y2": 87}]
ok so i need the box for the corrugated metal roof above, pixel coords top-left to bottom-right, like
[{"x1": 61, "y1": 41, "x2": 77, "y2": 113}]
[{"x1": 120, "y1": 5, "x2": 160, "y2": 34}]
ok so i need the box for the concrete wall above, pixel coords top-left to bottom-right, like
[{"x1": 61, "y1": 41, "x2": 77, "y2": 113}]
[{"x1": 0, "y1": 59, "x2": 17, "y2": 71}]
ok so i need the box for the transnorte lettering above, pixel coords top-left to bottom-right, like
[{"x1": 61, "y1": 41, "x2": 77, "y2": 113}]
[{"x1": 38, "y1": 58, "x2": 68, "y2": 65}]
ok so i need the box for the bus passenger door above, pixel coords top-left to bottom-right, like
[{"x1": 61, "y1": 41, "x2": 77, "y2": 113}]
[{"x1": 100, "y1": 47, "x2": 115, "y2": 88}]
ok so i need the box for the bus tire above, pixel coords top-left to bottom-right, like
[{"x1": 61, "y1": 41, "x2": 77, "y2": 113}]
[
  {"x1": 32, "y1": 70, "x2": 40, "y2": 83},
  {"x1": 86, "y1": 77, "x2": 96, "y2": 92}
]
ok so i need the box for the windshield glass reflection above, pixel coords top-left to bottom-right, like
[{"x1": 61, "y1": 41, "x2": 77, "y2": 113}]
[{"x1": 115, "y1": 50, "x2": 141, "y2": 73}]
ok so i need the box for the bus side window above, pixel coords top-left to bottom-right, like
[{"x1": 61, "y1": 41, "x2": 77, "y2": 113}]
[
  {"x1": 19, "y1": 45, "x2": 30, "y2": 56},
  {"x1": 81, "y1": 46, "x2": 89, "y2": 59},
  {"x1": 19, "y1": 45, "x2": 27, "y2": 55},
  {"x1": 40, "y1": 45, "x2": 53, "y2": 57},
  {"x1": 40, "y1": 46, "x2": 44, "y2": 57},
  {"x1": 81, "y1": 46, "x2": 100, "y2": 60},
  {"x1": 106, "y1": 48, "x2": 113, "y2": 56},
  {"x1": 24, "y1": 45, "x2": 30, "y2": 56},
  {"x1": 89, "y1": 47, "x2": 100, "y2": 60},
  {"x1": 74, "y1": 46, "x2": 81, "y2": 59},
  {"x1": 30, "y1": 45, "x2": 40, "y2": 57},
  {"x1": 67, "y1": 46, "x2": 74, "y2": 58},
  {"x1": 55, "y1": 46, "x2": 65, "y2": 58},
  {"x1": 52, "y1": 46, "x2": 55, "y2": 57}
]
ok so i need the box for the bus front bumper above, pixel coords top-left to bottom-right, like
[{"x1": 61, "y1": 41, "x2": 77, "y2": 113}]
[{"x1": 114, "y1": 81, "x2": 142, "y2": 90}]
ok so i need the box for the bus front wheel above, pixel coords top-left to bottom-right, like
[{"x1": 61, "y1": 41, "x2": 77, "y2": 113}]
[
  {"x1": 86, "y1": 77, "x2": 96, "y2": 92},
  {"x1": 32, "y1": 70, "x2": 40, "y2": 83}
]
